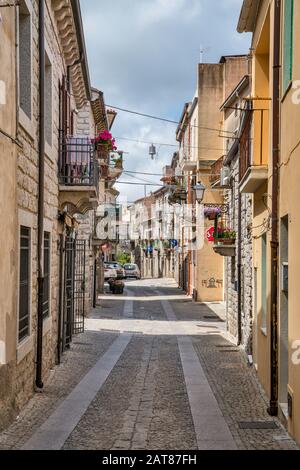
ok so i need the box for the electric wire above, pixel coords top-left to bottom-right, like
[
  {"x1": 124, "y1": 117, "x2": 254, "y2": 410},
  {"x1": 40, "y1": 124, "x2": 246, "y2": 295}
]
[
  {"x1": 114, "y1": 136, "x2": 224, "y2": 152},
  {"x1": 106, "y1": 104, "x2": 236, "y2": 135}
]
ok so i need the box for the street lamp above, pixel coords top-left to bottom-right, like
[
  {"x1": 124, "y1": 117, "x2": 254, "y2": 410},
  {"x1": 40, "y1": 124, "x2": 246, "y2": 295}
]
[
  {"x1": 193, "y1": 181, "x2": 206, "y2": 203},
  {"x1": 149, "y1": 144, "x2": 156, "y2": 160}
]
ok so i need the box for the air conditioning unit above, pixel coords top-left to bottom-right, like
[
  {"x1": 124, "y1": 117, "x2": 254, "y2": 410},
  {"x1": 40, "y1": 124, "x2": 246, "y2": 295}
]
[{"x1": 220, "y1": 167, "x2": 231, "y2": 187}]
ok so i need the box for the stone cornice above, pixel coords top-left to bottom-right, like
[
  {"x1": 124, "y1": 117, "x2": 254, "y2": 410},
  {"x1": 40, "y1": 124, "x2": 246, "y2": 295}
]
[{"x1": 51, "y1": 0, "x2": 91, "y2": 108}]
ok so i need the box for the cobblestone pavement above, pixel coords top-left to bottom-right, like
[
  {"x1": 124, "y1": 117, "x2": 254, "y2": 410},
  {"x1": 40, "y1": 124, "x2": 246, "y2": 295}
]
[{"x1": 0, "y1": 279, "x2": 298, "y2": 450}]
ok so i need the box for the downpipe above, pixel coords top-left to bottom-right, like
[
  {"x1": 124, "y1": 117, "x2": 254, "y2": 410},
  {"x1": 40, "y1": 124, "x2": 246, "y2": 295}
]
[
  {"x1": 36, "y1": 0, "x2": 45, "y2": 389},
  {"x1": 268, "y1": 0, "x2": 281, "y2": 417}
]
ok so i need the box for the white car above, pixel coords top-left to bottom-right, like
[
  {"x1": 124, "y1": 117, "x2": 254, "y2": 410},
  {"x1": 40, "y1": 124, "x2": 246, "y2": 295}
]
[
  {"x1": 123, "y1": 263, "x2": 141, "y2": 279},
  {"x1": 104, "y1": 265, "x2": 117, "y2": 281},
  {"x1": 105, "y1": 262, "x2": 125, "y2": 279}
]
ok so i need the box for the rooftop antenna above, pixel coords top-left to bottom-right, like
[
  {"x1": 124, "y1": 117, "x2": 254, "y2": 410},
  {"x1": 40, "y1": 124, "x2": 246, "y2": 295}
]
[{"x1": 200, "y1": 45, "x2": 211, "y2": 63}]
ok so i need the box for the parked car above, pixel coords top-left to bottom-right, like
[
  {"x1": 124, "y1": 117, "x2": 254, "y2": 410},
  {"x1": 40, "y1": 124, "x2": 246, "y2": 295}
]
[
  {"x1": 104, "y1": 262, "x2": 125, "y2": 279},
  {"x1": 123, "y1": 263, "x2": 140, "y2": 279},
  {"x1": 104, "y1": 265, "x2": 117, "y2": 281}
]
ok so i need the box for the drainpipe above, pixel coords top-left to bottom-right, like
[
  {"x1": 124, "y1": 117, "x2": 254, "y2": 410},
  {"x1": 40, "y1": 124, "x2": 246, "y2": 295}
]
[
  {"x1": 268, "y1": 0, "x2": 281, "y2": 417},
  {"x1": 36, "y1": 0, "x2": 45, "y2": 389},
  {"x1": 237, "y1": 190, "x2": 242, "y2": 346}
]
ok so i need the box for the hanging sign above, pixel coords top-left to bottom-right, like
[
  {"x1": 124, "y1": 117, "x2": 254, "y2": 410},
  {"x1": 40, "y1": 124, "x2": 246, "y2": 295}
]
[{"x1": 206, "y1": 226, "x2": 215, "y2": 243}]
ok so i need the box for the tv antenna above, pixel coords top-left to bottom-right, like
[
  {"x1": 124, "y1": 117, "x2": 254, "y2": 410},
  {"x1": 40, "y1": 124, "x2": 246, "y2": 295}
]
[{"x1": 200, "y1": 45, "x2": 211, "y2": 63}]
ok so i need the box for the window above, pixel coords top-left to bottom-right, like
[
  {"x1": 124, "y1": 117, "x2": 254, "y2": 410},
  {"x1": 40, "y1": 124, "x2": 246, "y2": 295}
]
[
  {"x1": 261, "y1": 233, "x2": 267, "y2": 331},
  {"x1": 19, "y1": 226, "x2": 30, "y2": 342},
  {"x1": 283, "y1": 0, "x2": 294, "y2": 93},
  {"x1": 45, "y1": 52, "x2": 52, "y2": 146},
  {"x1": 19, "y1": 0, "x2": 32, "y2": 119},
  {"x1": 43, "y1": 232, "x2": 50, "y2": 319}
]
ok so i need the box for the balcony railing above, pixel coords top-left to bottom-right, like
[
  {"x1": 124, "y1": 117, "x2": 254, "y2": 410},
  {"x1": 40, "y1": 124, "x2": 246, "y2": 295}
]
[
  {"x1": 210, "y1": 155, "x2": 225, "y2": 185},
  {"x1": 239, "y1": 107, "x2": 269, "y2": 182},
  {"x1": 59, "y1": 136, "x2": 99, "y2": 191},
  {"x1": 161, "y1": 165, "x2": 175, "y2": 184}
]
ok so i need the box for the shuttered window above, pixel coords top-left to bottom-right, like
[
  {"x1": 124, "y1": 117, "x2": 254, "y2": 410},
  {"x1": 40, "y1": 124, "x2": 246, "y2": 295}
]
[
  {"x1": 43, "y1": 232, "x2": 50, "y2": 319},
  {"x1": 19, "y1": 226, "x2": 30, "y2": 342},
  {"x1": 283, "y1": 0, "x2": 294, "y2": 93}
]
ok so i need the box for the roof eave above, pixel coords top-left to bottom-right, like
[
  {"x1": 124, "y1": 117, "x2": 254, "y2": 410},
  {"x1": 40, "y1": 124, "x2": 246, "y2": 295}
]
[
  {"x1": 71, "y1": 0, "x2": 91, "y2": 101},
  {"x1": 237, "y1": 0, "x2": 260, "y2": 33}
]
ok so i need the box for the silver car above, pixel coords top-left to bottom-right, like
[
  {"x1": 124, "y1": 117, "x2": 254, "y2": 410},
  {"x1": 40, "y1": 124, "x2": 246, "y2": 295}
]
[{"x1": 123, "y1": 263, "x2": 140, "y2": 279}]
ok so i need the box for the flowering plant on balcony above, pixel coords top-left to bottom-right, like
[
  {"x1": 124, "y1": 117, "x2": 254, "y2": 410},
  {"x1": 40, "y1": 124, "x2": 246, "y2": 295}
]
[
  {"x1": 213, "y1": 227, "x2": 236, "y2": 244},
  {"x1": 111, "y1": 152, "x2": 123, "y2": 169},
  {"x1": 93, "y1": 130, "x2": 117, "y2": 154},
  {"x1": 204, "y1": 206, "x2": 222, "y2": 220}
]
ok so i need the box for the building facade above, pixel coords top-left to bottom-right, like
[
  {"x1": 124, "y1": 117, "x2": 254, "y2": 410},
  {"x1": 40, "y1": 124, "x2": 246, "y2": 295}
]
[
  {"x1": 238, "y1": 0, "x2": 300, "y2": 445},
  {"x1": 0, "y1": 0, "x2": 111, "y2": 429},
  {"x1": 211, "y1": 75, "x2": 254, "y2": 350}
]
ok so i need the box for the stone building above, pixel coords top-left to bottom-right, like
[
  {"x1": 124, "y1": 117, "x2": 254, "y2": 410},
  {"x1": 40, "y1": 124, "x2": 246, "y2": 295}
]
[
  {"x1": 0, "y1": 2, "x2": 18, "y2": 427},
  {"x1": 76, "y1": 89, "x2": 120, "y2": 312},
  {"x1": 173, "y1": 57, "x2": 248, "y2": 302},
  {"x1": 0, "y1": 0, "x2": 107, "y2": 429},
  {"x1": 211, "y1": 74, "x2": 253, "y2": 350}
]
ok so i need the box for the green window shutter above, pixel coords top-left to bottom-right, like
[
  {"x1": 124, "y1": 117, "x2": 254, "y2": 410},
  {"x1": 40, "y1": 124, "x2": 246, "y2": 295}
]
[
  {"x1": 261, "y1": 233, "x2": 267, "y2": 330},
  {"x1": 283, "y1": 0, "x2": 294, "y2": 93}
]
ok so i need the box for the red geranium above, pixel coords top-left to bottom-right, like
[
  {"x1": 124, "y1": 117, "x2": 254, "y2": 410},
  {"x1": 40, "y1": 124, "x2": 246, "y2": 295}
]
[{"x1": 93, "y1": 130, "x2": 117, "y2": 151}]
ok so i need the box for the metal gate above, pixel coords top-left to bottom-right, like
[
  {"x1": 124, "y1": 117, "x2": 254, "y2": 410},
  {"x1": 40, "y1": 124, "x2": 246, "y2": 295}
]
[
  {"x1": 73, "y1": 239, "x2": 86, "y2": 334},
  {"x1": 62, "y1": 237, "x2": 86, "y2": 351}
]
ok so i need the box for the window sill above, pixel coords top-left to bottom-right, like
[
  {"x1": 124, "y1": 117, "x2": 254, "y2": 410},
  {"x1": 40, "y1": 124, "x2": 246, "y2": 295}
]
[
  {"x1": 19, "y1": 108, "x2": 35, "y2": 141},
  {"x1": 17, "y1": 335, "x2": 34, "y2": 364}
]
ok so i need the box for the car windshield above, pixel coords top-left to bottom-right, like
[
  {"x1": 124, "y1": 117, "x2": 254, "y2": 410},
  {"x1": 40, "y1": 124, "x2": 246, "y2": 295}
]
[{"x1": 124, "y1": 264, "x2": 137, "y2": 270}]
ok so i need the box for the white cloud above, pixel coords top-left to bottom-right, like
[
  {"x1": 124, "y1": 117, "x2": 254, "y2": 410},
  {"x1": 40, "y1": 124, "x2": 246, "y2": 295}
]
[{"x1": 137, "y1": 0, "x2": 201, "y2": 28}]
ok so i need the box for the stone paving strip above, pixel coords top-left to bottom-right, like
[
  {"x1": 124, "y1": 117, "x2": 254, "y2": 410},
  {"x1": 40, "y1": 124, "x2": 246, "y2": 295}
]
[
  {"x1": 22, "y1": 334, "x2": 132, "y2": 450},
  {"x1": 160, "y1": 297, "x2": 237, "y2": 450},
  {"x1": 165, "y1": 282, "x2": 299, "y2": 451},
  {"x1": 63, "y1": 284, "x2": 196, "y2": 450},
  {"x1": 0, "y1": 331, "x2": 118, "y2": 450},
  {"x1": 21, "y1": 292, "x2": 134, "y2": 450}
]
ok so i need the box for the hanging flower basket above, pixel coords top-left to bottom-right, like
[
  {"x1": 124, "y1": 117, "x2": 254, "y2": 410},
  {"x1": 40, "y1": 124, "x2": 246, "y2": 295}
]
[
  {"x1": 93, "y1": 131, "x2": 117, "y2": 158},
  {"x1": 204, "y1": 206, "x2": 222, "y2": 220}
]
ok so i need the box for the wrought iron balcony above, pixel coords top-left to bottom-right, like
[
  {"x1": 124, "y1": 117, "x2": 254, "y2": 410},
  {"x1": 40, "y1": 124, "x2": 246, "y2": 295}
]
[
  {"x1": 59, "y1": 136, "x2": 99, "y2": 188},
  {"x1": 58, "y1": 136, "x2": 99, "y2": 214},
  {"x1": 239, "y1": 106, "x2": 269, "y2": 193},
  {"x1": 210, "y1": 155, "x2": 225, "y2": 186}
]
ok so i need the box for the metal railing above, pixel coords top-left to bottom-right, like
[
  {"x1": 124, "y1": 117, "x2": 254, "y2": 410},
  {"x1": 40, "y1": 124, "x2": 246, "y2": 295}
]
[
  {"x1": 210, "y1": 155, "x2": 225, "y2": 184},
  {"x1": 239, "y1": 107, "x2": 269, "y2": 182},
  {"x1": 59, "y1": 135, "x2": 99, "y2": 192}
]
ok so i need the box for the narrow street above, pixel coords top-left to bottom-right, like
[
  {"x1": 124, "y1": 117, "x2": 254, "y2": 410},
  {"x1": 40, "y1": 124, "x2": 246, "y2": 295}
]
[{"x1": 0, "y1": 280, "x2": 297, "y2": 451}]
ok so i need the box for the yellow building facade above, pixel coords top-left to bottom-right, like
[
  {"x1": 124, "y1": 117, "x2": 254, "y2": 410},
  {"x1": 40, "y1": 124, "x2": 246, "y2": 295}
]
[{"x1": 238, "y1": 0, "x2": 300, "y2": 445}]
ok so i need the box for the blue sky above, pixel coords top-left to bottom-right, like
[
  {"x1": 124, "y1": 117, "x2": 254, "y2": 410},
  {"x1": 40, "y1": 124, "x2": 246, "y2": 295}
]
[{"x1": 81, "y1": 0, "x2": 251, "y2": 202}]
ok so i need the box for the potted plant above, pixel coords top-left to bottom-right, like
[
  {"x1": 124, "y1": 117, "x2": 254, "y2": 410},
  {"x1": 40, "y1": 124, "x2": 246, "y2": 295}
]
[
  {"x1": 93, "y1": 130, "x2": 117, "y2": 158},
  {"x1": 114, "y1": 158, "x2": 123, "y2": 169},
  {"x1": 204, "y1": 206, "x2": 221, "y2": 220},
  {"x1": 213, "y1": 227, "x2": 236, "y2": 245}
]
